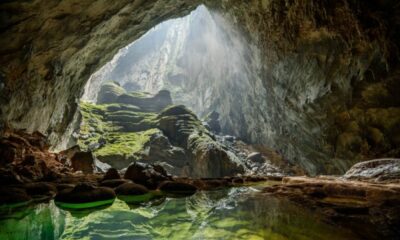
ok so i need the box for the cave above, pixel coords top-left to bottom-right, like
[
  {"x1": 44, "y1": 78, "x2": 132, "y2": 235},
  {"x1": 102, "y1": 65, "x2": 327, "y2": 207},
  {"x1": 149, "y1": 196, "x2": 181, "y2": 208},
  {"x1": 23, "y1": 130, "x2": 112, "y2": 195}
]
[{"x1": 0, "y1": 1, "x2": 399, "y2": 239}]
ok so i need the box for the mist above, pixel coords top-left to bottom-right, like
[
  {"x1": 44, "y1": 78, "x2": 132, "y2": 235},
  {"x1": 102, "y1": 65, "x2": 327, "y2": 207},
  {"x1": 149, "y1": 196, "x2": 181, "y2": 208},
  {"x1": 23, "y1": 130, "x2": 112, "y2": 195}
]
[{"x1": 82, "y1": 5, "x2": 264, "y2": 137}]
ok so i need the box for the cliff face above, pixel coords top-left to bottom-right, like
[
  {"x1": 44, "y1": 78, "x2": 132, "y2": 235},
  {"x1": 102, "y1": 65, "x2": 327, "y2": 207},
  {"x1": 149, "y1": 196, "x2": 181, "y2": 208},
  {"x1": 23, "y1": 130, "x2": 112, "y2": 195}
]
[
  {"x1": 1, "y1": 0, "x2": 399, "y2": 174},
  {"x1": 213, "y1": 0, "x2": 400, "y2": 174}
]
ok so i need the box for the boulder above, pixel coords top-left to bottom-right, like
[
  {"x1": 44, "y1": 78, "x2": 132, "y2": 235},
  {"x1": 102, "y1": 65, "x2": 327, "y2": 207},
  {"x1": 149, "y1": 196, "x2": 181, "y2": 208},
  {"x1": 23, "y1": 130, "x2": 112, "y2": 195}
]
[
  {"x1": 102, "y1": 168, "x2": 121, "y2": 181},
  {"x1": 159, "y1": 181, "x2": 197, "y2": 196},
  {"x1": 115, "y1": 182, "x2": 149, "y2": 196},
  {"x1": 56, "y1": 183, "x2": 75, "y2": 192},
  {"x1": 115, "y1": 89, "x2": 172, "y2": 112},
  {"x1": 100, "y1": 179, "x2": 131, "y2": 188},
  {"x1": 124, "y1": 162, "x2": 169, "y2": 189},
  {"x1": 70, "y1": 151, "x2": 95, "y2": 174},
  {"x1": 344, "y1": 158, "x2": 400, "y2": 182},
  {"x1": 55, "y1": 183, "x2": 116, "y2": 209},
  {"x1": 97, "y1": 81, "x2": 125, "y2": 104},
  {"x1": 246, "y1": 152, "x2": 264, "y2": 163},
  {"x1": 115, "y1": 182, "x2": 155, "y2": 204},
  {"x1": 159, "y1": 105, "x2": 196, "y2": 118}
]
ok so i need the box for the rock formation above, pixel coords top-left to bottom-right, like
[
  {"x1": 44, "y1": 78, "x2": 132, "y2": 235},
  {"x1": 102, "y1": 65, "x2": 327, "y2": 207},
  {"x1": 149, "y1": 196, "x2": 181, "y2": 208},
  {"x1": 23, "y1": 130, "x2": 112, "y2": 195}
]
[
  {"x1": 76, "y1": 82, "x2": 245, "y2": 177},
  {"x1": 0, "y1": 0, "x2": 399, "y2": 175}
]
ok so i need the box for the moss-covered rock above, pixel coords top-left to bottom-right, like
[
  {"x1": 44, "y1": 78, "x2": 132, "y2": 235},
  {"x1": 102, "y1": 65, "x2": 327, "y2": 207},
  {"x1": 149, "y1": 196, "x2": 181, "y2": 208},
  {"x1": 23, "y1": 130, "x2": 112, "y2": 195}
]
[
  {"x1": 78, "y1": 87, "x2": 245, "y2": 177},
  {"x1": 158, "y1": 105, "x2": 244, "y2": 177},
  {"x1": 96, "y1": 82, "x2": 172, "y2": 112},
  {"x1": 97, "y1": 82, "x2": 125, "y2": 104}
]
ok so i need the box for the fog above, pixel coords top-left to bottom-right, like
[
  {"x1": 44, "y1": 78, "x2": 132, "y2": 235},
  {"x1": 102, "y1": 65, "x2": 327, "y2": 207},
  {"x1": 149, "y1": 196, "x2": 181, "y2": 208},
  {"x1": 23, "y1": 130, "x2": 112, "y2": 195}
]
[{"x1": 83, "y1": 5, "x2": 263, "y2": 130}]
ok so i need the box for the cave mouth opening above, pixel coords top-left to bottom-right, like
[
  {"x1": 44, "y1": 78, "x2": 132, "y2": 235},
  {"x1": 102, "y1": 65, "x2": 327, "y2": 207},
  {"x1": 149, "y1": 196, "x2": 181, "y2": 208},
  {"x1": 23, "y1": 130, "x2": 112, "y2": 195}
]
[{"x1": 72, "y1": 4, "x2": 270, "y2": 174}]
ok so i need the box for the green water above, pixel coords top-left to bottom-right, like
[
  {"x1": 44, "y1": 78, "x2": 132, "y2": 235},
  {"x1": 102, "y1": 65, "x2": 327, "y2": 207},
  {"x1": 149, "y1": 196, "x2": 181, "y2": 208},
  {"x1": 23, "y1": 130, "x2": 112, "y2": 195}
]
[{"x1": 0, "y1": 184, "x2": 359, "y2": 240}]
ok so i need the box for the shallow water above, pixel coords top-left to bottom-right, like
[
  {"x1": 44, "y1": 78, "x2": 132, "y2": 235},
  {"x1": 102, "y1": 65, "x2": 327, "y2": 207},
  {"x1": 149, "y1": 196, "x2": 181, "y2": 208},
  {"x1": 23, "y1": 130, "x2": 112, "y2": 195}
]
[{"x1": 0, "y1": 184, "x2": 360, "y2": 240}]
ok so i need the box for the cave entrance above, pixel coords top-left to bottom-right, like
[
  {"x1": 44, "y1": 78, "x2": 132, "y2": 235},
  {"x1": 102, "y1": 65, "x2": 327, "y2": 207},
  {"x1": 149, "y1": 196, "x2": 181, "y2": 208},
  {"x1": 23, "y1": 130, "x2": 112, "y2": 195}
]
[{"x1": 73, "y1": 4, "x2": 270, "y2": 176}]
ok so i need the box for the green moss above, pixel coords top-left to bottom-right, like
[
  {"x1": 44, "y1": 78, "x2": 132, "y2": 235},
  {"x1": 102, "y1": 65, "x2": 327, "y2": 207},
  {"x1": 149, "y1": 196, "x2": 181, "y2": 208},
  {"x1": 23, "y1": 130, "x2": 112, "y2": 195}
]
[{"x1": 95, "y1": 129, "x2": 159, "y2": 157}]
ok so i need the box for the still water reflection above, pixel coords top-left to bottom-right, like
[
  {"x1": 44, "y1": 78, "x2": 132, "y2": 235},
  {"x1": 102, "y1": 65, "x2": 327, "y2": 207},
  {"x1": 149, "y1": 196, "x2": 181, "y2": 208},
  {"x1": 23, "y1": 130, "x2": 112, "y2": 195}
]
[{"x1": 0, "y1": 184, "x2": 358, "y2": 240}]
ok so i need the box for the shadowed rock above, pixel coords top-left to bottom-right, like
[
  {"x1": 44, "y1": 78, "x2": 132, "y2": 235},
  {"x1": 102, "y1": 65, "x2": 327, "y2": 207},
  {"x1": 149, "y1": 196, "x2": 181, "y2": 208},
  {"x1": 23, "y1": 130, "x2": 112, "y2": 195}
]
[
  {"x1": 124, "y1": 162, "x2": 169, "y2": 189},
  {"x1": 115, "y1": 182, "x2": 149, "y2": 196},
  {"x1": 70, "y1": 152, "x2": 95, "y2": 174},
  {"x1": 55, "y1": 183, "x2": 115, "y2": 204},
  {"x1": 159, "y1": 181, "x2": 197, "y2": 196},
  {"x1": 100, "y1": 179, "x2": 131, "y2": 188},
  {"x1": 102, "y1": 168, "x2": 121, "y2": 181}
]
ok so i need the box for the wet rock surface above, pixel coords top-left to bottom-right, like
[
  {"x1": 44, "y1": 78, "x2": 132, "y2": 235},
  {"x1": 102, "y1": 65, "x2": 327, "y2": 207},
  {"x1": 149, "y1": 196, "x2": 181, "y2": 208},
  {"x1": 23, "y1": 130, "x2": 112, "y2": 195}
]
[
  {"x1": 159, "y1": 181, "x2": 197, "y2": 196},
  {"x1": 55, "y1": 183, "x2": 115, "y2": 204},
  {"x1": 344, "y1": 158, "x2": 400, "y2": 183},
  {"x1": 264, "y1": 175, "x2": 400, "y2": 239},
  {"x1": 114, "y1": 182, "x2": 149, "y2": 196}
]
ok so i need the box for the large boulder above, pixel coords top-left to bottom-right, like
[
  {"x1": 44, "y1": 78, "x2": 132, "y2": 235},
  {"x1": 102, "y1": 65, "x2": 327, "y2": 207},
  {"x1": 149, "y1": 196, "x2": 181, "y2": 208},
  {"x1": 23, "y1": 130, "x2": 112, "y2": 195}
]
[
  {"x1": 159, "y1": 181, "x2": 197, "y2": 196},
  {"x1": 246, "y1": 152, "x2": 264, "y2": 163},
  {"x1": 344, "y1": 158, "x2": 400, "y2": 182},
  {"x1": 102, "y1": 168, "x2": 121, "y2": 181},
  {"x1": 115, "y1": 182, "x2": 156, "y2": 204},
  {"x1": 70, "y1": 152, "x2": 95, "y2": 174},
  {"x1": 115, "y1": 182, "x2": 149, "y2": 196},
  {"x1": 97, "y1": 82, "x2": 172, "y2": 112},
  {"x1": 55, "y1": 183, "x2": 116, "y2": 209},
  {"x1": 97, "y1": 81, "x2": 125, "y2": 104},
  {"x1": 117, "y1": 90, "x2": 172, "y2": 112},
  {"x1": 124, "y1": 162, "x2": 170, "y2": 189}
]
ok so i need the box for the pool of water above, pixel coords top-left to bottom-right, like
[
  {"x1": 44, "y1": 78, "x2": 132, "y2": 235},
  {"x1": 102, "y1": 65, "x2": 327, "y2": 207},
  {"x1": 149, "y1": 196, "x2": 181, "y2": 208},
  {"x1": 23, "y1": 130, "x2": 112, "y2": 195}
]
[{"x1": 0, "y1": 183, "x2": 360, "y2": 240}]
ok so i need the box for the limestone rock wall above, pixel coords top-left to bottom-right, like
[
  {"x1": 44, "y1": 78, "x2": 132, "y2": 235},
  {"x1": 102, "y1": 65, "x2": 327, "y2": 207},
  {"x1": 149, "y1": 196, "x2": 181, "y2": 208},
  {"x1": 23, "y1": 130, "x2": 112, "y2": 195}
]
[
  {"x1": 1, "y1": 0, "x2": 399, "y2": 174},
  {"x1": 0, "y1": 0, "x2": 201, "y2": 144}
]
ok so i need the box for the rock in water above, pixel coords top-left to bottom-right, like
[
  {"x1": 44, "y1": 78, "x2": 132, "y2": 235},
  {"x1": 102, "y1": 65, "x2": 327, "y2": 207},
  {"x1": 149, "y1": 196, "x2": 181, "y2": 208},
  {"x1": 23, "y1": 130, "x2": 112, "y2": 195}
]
[
  {"x1": 100, "y1": 179, "x2": 131, "y2": 188},
  {"x1": 124, "y1": 162, "x2": 169, "y2": 189},
  {"x1": 70, "y1": 152, "x2": 95, "y2": 174},
  {"x1": 115, "y1": 182, "x2": 149, "y2": 195},
  {"x1": 115, "y1": 182, "x2": 155, "y2": 204},
  {"x1": 159, "y1": 181, "x2": 197, "y2": 196},
  {"x1": 55, "y1": 183, "x2": 116, "y2": 209},
  {"x1": 344, "y1": 158, "x2": 400, "y2": 182}
]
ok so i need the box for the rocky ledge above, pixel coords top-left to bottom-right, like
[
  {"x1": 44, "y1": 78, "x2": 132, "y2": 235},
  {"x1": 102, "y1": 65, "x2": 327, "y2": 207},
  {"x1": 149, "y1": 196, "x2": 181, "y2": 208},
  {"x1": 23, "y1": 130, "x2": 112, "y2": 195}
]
[{"x1": 263, "y1": 160, "x2": 400, "y2": 239}]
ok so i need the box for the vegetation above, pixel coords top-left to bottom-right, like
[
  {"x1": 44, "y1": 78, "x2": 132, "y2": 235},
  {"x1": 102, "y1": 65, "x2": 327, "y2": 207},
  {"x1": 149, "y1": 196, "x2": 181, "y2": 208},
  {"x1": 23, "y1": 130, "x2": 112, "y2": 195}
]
[{"x1": 78, "y1": 101, "x2": 160, "y2": 165}]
